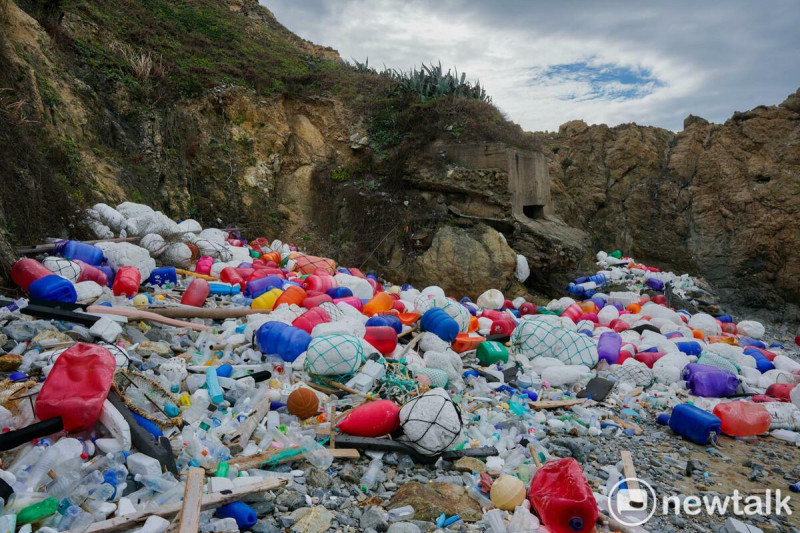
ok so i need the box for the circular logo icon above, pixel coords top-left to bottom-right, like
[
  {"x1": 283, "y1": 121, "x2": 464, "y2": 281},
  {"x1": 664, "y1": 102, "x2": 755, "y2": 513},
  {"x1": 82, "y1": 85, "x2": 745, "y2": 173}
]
[{"x1": 607, "y1": 477, "x2": 657, "y2": 527}]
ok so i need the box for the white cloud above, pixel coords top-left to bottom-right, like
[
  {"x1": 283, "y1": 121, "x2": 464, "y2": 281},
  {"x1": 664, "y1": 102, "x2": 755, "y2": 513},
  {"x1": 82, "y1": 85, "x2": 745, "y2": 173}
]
[{"x1": 264, "y1": 0, "x2": 800, "y2": 131}]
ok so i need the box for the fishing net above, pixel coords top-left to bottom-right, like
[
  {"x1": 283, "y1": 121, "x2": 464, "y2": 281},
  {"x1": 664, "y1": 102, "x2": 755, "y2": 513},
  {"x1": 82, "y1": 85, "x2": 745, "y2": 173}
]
[
  {"x1": 375, "y1": 362, "x2": 419, "y2": 403},
  {"x1": 399, "y1": 388, "x2": 462, "y2": 456},
  {"x1": 43, "y1": 257, "x2": 81, "y2": 283},
  {"x1": 304, "y1": 334, "x2": 365, "y2": 380},
  {"x1": 194, "y1": 239, "x2": 232, "y2": 262},
  {"x1": 319, "y1": 301, "x2": 344, "y2": 322},
  {"x1": 608, "y1": 360, "x2": 654, "y2": 387},
  {"x1": 511, "y1": 318, "x2": 598, "y2": 367},
  {"x1": 430, "y1": 296, "x2": 471, "y2": 333},
  {"x1": 291, "y1": 253, "x2": 337, "y2": 275},
  {"x1": 113, "y1": 370, "x2": 182, "y2": 429},
  {"x1": 413, "y1": 367, "x2": 449, "y2": 388},
  {"x1": 697, "y1": 351, "x2": 740, "y2": 375}
]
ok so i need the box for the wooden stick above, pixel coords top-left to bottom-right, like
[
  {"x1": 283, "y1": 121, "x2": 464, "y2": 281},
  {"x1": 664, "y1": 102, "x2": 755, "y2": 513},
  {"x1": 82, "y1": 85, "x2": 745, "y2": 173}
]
[
  {"x1": 611, "y1": 415, "x2": 643, "y2": 436},
  {"x1": 175, "y1": 467, "x2": 205, "y2": 533},
  {"x1": 220, "y1": 447, "x2": 359, "y2": 472},
  {"x1": 529, "y1": 398, "x2": 585, "y2": 410},
  {"x1": 228, "y1": 396, "x2": 271, "y2": 455},
  {"x1": 175, "y1": 269, "x2": 219, "y2": 282},
  {"x1": 85, "y1": 477, "x2": 287, "y2": 533},
  {"x1": 399, "y1": 332, "x2": 423, "y2": 358},
  {"x1": 620, "y1": 450, "x2": 644, "y2": 508},
  {"x1": 86, "y1": 305, "x2": 211, "y2": 331},
  {"x1": 148, "y1": 307, "x2": 268, "y2": 319},
  {"x1": 527, "y1": 444, "x2": 543, "y2": 469},
  {"x1": 328, "y1": 404, "x2": 336, "y2": 449}
]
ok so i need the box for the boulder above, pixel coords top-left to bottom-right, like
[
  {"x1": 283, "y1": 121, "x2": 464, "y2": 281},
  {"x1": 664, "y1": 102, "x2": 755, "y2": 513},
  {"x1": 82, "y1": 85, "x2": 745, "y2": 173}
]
[
  {"x1": 411, "y1": 224, "x2": 517, "y2": 300},
  {"x1": 387, "y1": 482, "x2": 482, "y2": 522}
]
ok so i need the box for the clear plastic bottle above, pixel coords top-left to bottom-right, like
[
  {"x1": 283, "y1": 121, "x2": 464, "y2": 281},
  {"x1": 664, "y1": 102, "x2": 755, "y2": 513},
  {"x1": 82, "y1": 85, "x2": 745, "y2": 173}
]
[
  {"x1": 387, "y1": 505, "x2": 414, "y2": 522},
  {"x1": 298, "y1": 435, "x2": 333, "y2": 471},
  {"x1": 360, "y1": 456, "x2": 383, "y2": 491},
  {"x1": 133, "y1": 474, "x2": 180, "y2": 494}
]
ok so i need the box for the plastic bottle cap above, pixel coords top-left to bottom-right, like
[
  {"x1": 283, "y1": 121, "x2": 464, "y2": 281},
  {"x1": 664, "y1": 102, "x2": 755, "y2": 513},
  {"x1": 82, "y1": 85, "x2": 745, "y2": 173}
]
[{"x1": 569, "y1": 517, "x2": 584, "y2": 531}]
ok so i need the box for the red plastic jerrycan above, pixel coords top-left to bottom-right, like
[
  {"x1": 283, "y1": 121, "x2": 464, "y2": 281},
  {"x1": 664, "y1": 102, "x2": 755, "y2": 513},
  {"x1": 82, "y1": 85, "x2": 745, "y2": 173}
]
[
  {"x1": 560, "y1": 303, "x2": 583, "y2": 323},
  {"x1": 11, "y1": 258, "x2": 53, "y2": 290},
  {"x1": 491, "y1": 318, "x2": 516, "y2": 336},
  {"x1": 195, "y1": 256, "x2": 214, "y2": 275},
  {"x1": 35, "y1": 343, "x2": 116, "y2": 432},
  {"x1": 528, "y1": 457, "x2": 598, "y2": 533},
  {"x1": 364, "y1": 326, "x2": 398, "y2": 355},
  {"x1": 220, "y1": 267, "x2": 246, "y2": 289},
  {"x1": 112, "y1": 266, "x2": 141, "y2": 297},
  {"x1": 304, "y1": 274, "x2": 337, "y2": 293},
  {"x1": 75, "y1": 260, "x2": 108, "y2": 286},
  {"x1": 712, "y1": 401, "x2": 771, "y2": 437},
  {"x1": 302, "y1": 294, "x2": 333, "y2": 308},
  {"x1": 292, "y1": 307, "x2": 331, "y2": 334},
  {"x1": 182, "y1": 278, "x2": 210, "y2": 307}
]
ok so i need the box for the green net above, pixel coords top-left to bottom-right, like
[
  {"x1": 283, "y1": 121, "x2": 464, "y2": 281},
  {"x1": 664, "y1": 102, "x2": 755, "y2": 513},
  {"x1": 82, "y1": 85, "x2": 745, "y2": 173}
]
[
  {"x1": 511, "y1": 317, "x2": 598, "y2": 366},
  {"x1": 304, "y1": 334, "x2": 365, "y2": 378},
  {"x1": 697, "y1": 351, "x2": 740, "y2": 375},
  {"x1": 431, "y1": 296, "x2": 471, "y2": 333},
  {"x1": 414, "y1": 367, "x2": 449, "y2": 388}
]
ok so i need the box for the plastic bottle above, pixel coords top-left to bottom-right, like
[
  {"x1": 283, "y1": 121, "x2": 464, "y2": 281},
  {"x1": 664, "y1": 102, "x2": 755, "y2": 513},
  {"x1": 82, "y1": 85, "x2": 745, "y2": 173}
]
[
  {"x1": 483, "y1": 509, "x2": 508, "y2": 533},
  {"x1": 112, "y1": 266, "x2": 142, "y2": 297},
  {"x1": 528, "y1": 458, "x2": 597, "y2": 533},
  {"x1": 34, "y1": 343, "x2": 116, "y2": 432},
  {"x1": 387, "y1": 505, "x2": 414, "y2": 522},
  {"x1": 297, "y1": 434, "x2": 333, "y2": 470},
  {"x1": 205, "y1": 367, "x2": 224, "y2": 405},
  {"x1": 181, "y1": 278, "x2": 210, "y2": 307},
  {"x1": 74, "y1": 260, "x2": 109, "y2": 286},
  {"x1": 25, "y1": 267, "x2": 77, "y2": 302},
  {"x1": 360, "y1": 455, "x2": 383, "y2": 491}
]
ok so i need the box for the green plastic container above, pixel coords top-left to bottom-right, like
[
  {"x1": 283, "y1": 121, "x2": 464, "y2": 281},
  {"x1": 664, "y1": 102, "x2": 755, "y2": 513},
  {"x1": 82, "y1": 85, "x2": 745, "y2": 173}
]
[
  {"x1": 610, "y1": 250, "x2": 623, "y2": 259},
  {"x1": 476, "y1": 341, "x2": 509, "y2": 365},
  {"x1": 18, "y1": 497, "x2": 58, "y2": 524}
]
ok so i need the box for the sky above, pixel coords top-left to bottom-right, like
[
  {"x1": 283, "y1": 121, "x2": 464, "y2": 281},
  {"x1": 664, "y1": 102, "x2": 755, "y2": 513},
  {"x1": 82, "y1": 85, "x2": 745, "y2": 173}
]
[{"x1": 264, "y1": 0, "x2": 800, "y2": 132}]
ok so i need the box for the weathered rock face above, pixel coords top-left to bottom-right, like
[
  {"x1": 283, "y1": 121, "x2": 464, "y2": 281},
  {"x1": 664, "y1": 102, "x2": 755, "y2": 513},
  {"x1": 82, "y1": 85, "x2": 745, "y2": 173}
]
[
  {"x1": 539, "y1": 91, "x2": 800, "y2": 320},
  {"x1": 411, "y1": 224, "x2": 517, "y2": 300}
]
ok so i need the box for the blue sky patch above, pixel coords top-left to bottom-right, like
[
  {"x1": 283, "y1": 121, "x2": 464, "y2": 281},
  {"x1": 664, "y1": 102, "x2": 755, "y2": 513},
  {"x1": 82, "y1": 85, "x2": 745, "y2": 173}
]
[{"x1": 531, "y1": 61, "x2": 665, "y2": 101}]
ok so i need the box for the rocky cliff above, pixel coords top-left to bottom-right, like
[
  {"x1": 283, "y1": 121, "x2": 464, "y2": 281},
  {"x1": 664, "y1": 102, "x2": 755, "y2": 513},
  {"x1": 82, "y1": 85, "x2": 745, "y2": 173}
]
[
  {"x1": 539, "y1": 91, "x2": 800, "y2": 321},
  {"x1": 0, "y1": 0, "x2": 798, "y2": 319}
]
